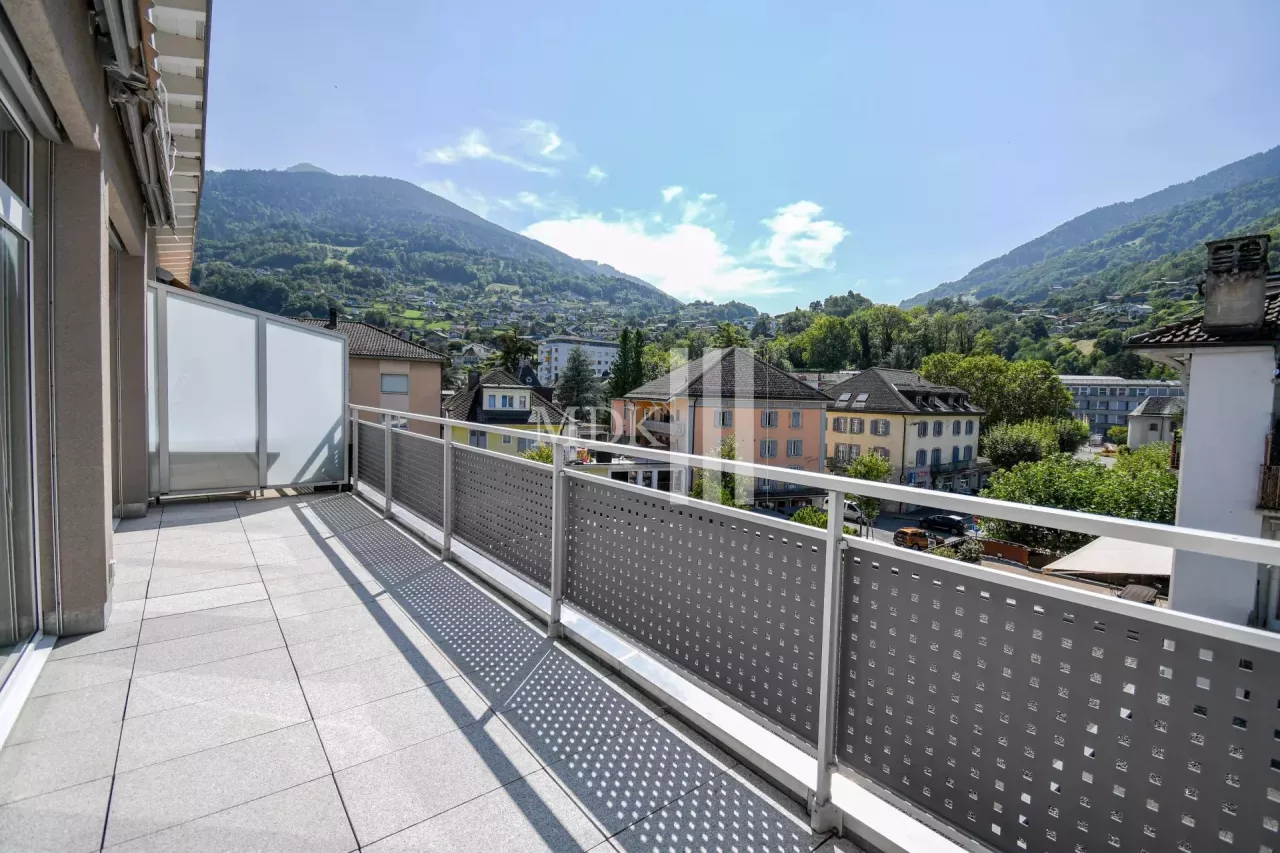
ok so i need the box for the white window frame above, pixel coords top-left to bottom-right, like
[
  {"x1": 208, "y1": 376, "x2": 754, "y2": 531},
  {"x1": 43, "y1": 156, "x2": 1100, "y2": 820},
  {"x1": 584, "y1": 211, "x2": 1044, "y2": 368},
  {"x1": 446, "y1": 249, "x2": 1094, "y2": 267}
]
[
  {"x1": 790, "y1": 409, "x2": 802, "y2": 428},
  {"x1": 760, "y1": 439, "x2": 778, "y2": 458},
  {"x1": 762, "y1": 409, "x2": 779, "y2": 428},
  {"x1": 786, "y1": 439, "x2": 803, "y2": 457}
]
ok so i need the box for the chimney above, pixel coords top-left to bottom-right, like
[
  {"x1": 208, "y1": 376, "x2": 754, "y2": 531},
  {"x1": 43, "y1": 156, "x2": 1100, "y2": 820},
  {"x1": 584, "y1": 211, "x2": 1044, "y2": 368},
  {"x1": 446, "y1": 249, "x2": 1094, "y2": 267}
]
[
  {"x1": 326, "y1": 306, "x2": 338, "y2": 330},
  {"x1": 1202, "y1": 234, "x2": 1270, "y2": 332},
  {"x1": 467, "y1": 369, "x2": 480, "y2": 389}
]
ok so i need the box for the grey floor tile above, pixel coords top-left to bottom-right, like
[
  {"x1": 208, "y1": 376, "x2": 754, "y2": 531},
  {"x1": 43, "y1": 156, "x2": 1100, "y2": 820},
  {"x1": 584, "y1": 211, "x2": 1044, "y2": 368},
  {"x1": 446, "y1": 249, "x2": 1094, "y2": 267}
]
[
  {"x1": 251, "y1": 533, "x2": 341, "y2": 566},
  {"x1": 0, "y1": 776, "x2": 112, "y2": 853},
  {"x1": 50, "y1": 621, "x2": 141, "y2": 660},
  {"x1": 145, "y1": 568, "x2": 261, "y2": 600},
  {"x1": 154, "y1": 526, "x2": 248, "y2": 547},
  {"x1": 335, "y1": 715, "x2": 540, "y2": 846},
  {"x1": 114, "y1": 581, "x2": 149, "y2": 603},
  {"x1": 498, "y1": 647, "x2": 653, "y2": 766},
  {"x1": 315, "y1": 675, "x2": 491, "y2": 770},
  {"x1": 9, "y1": 680, "x2": 129, "y2": 745},
  {"x1": 105, "y1": 777, "x2": 357, "y2": 853},
  {"x1": 103, "y1": 722, "x2": 330, "y2": 847},
  {"x1": 813, "y1": 837, "x2": 864, "y2": 852},
  {"x1": 276, "y1": 598, "x2": 417, "y2": 647},
  {"x1": 113, "y1": 564, "x2": 152, "y2": 585},
  {"x1": 117, "y1": 680, "x2": 310, "y2": 772},
  {"x1": 299, "y1": 647, "x2": 457, "y2": 718},
  {"x1": 0, "y1": 722, "x2": 121, "y2": 805},
  {"x1": 609, "y1": 770, "x2": 826, "y2": 853},
  {"x1": 545, "y1": 716, "x2": 730, "y2": 836},
  {"x1": 257, "y1": 553, "x2": 375, "y2": 584},
  {"x1": 240, "y1": 512, "x2": 323, "y2": 542},
  {"x1": 137, "y1": 599, "x2": 276, "y2": 645},
  {"x1": 270, "y1": 580, "x2": 385, "y2": 619},
  {"x1": 263, "y1": 565, "x2": 376, "y2": 599},
  {"x1": 113, "y1": 540, "x2": 158, "y2": 558},
  {"x1": 114, "y1": 515, "x2": 162, "y2": 534},
  {"x1": 147, "y1": 544, "x2": 257, "y2": 580},
  {"x1": 126, "y1": 647, "x2": 297, "y2": 718},
  {"x1": 142, "y1": 581, "x2": 268, "y2": 619},
  {"x1": 29, "y1": 647, "x2": 135, "y2": 697},
  {"x1": 109, "y1": 599, "x2": 146, "y2": 625},
  {"x1": 364, "y1": 769, "x2": 604, "y2": 853},
  {"x1": 132, "y1": 620, "x2": 282, "y2": 677},
  {"x1": 285, "y1": 621, "x2": 442, "y2": 678}
]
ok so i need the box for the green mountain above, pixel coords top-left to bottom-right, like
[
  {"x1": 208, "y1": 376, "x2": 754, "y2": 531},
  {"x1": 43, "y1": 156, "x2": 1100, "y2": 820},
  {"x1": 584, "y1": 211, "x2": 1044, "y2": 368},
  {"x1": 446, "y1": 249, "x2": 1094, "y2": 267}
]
[
  {"x1": 192, "y1": 168, "x2": 682, "y2": 320},
  {"x1": 903, "y1": 144, "x2": 1280, "y2": 307}
]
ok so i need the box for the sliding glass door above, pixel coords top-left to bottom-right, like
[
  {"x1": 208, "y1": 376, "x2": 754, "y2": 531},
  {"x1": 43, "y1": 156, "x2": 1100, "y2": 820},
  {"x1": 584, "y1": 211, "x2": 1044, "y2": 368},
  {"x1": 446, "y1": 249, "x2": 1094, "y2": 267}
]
[{"x1": 0, "y1": 92, "x2": 35, "y2": 688}]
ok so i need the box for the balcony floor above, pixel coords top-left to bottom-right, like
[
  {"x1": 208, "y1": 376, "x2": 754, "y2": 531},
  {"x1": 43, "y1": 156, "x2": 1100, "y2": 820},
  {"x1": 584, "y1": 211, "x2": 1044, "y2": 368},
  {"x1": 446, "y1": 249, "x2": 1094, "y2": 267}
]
[{"x1": 1, "y1": 493, "x2": 854, "y2": 852}]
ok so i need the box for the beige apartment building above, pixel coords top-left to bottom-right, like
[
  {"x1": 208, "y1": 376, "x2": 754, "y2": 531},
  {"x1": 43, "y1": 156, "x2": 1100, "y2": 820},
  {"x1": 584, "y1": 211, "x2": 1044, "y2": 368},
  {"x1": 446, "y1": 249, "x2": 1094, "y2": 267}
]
[
  {"x1": 826, "y1": 368, "x2": 986, "y2": 494},
  {"x1": 300, "y1": 315, "x2": 448, "y2": 437}
]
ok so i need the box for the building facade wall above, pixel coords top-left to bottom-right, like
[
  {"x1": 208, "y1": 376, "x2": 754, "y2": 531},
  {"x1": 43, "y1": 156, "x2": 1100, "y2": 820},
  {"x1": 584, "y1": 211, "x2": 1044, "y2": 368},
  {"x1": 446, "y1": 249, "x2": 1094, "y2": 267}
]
[
  {"x1": 687, "y1": 400, "x2": 827, "y2": 472},
  {"x1": 1127, "y1": 415, "x2": 1176, "y2": 449},
  {"x1": 1062, "y1": 376, "x2": 1184, "y2": 435},
  {"x1": 1170, "y1": 348, "x2": 1273, "y2": 624},
  {"x1": 538, "y1": 339, "x2": 619, "y2": 384},
  {"x1": 348, "y1": 356, "x2": 443, "y2": 437}
]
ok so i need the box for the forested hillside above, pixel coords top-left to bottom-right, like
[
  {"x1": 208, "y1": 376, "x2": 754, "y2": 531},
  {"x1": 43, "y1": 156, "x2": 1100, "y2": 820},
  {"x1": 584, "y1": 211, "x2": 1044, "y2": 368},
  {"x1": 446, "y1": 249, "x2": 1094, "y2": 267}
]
[
  {"x1": 191, "y1": 169, "x2": 681, "y2": 319},
  {"x1": 905, "y1": 144, "x2": 1280, "y2": 306}
]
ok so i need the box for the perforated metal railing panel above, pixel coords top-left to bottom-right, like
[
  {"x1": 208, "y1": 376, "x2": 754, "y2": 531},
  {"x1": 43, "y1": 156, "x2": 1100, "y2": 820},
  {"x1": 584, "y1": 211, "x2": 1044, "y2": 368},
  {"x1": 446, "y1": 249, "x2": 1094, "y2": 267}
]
[
  {"x1": 450, "y1": 445, "x2": 554, "y2": 589},
  {"x1": 835, "y1": 545, "x2": 1280, "y2": 853},
  {"x1": 564, "y1": 476, "x2": 827, "y2": 745},
  {"x1": 356, "y1": 421, "x2": 385, "y2": 492},
  {"x1": 390, "y1": 431, "x2": 444, "y2": 526}
]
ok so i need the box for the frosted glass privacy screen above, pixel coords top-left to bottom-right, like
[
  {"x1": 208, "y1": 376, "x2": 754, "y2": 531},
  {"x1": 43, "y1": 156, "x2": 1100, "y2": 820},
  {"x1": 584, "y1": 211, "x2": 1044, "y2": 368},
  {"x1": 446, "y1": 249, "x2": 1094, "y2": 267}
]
[{"x1": 265, "y1": 320, "x2": 345, "y2": 485}]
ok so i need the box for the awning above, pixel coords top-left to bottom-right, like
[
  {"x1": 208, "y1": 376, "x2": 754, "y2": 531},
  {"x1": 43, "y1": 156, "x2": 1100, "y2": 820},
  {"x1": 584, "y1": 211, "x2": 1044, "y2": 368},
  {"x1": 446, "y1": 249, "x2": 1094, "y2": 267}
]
[{"x1": 1044, "y1": 537, "x2": 1173, "y2": 577}]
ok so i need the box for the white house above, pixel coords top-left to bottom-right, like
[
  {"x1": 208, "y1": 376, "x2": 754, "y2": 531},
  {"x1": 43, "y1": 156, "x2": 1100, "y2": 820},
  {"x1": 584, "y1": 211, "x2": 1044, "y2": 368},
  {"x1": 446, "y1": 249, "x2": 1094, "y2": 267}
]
[
  {"x1": 1126, "y1": 395, "x2": 1182, "y2": 448},
  {"x1": 538, "y1": 335, "x2": 620, "y2": 384},
  {"x1": 1127, "y1": 234, "x2": 1279, "y2": 627}
]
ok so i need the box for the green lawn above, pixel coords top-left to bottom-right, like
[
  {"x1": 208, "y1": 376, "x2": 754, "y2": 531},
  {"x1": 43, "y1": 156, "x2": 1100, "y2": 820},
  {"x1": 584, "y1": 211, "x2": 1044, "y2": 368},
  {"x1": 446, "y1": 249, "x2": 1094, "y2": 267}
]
[
  {"x1": 401, "y1": 309, "x2": 424, "y2": 319},
  {"x1": 425, "y1": 320, "x2": 452, "y2": 330}
]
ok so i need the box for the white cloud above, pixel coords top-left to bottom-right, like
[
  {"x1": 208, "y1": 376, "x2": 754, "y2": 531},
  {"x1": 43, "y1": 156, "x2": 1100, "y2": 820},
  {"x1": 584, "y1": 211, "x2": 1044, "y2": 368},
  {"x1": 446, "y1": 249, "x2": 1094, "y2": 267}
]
[
  {"x1": 520, "y1": 120, "x2": 569, "y2": 159},
  {"x1": 756, "y1": 201, "x2": 848, "y2": 269},
  {"x1": 585, "y1": 165, "x2": 607, "y2": 184},
  {"x1": 422, "y1": 179, "x2": 491, "y2": 217},
  {"x1": 523, "y1": 190, "x2": 848, "y2": 302},
  {"x1": 420, "y1": 128, "x2": 558, "y2": 175},
  {"x1": 525, "y1": 214, "x2": 783, "y2": 301}
]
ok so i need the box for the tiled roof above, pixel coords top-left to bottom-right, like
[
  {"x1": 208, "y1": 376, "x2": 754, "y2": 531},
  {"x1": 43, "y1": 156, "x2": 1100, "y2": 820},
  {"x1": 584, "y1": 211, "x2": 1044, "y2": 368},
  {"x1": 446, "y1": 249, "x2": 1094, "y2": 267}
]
[
  {"x1": 825, "y1": 368, "x2": 983, "y2": 415},
  {"x1": 444, "y1": 369, "x2": 568, "y2": 425},
  {"x1": 295, "y1": 319, "x2": 449, "y2": 361},
  {"x1": 1125, "y1": 293, "x2": 1280, "y2": 349},
  {"x1": 1128, "y1": 396, "x2": 1184, "y2": 418},
  {"x1": 624, "y1": 348, "x2": 829, "y2": 402}
]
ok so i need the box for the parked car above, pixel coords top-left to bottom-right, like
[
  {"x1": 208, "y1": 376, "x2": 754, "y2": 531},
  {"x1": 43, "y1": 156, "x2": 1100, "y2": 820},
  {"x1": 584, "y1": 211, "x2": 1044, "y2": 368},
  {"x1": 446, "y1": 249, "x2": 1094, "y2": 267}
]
[
  {"x1": 822, "y1": 495, "x2": 867, "y2": 524},
  {"x1": 919, "y1": 514, "x2": 969, "y2": 536},
  {"x1": 893, "y1": 527, "x2": 933, "y2": 550}
]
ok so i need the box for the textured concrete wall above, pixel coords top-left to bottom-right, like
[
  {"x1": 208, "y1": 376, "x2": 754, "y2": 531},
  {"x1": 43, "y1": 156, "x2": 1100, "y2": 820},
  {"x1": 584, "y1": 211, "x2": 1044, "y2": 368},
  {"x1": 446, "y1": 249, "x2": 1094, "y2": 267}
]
[
  {"x1": 51, "y1": 146, "x2": 112, "y2": 634},
  {"x1": 117, "y1": 251, "x2": 149, "y2": 516}
]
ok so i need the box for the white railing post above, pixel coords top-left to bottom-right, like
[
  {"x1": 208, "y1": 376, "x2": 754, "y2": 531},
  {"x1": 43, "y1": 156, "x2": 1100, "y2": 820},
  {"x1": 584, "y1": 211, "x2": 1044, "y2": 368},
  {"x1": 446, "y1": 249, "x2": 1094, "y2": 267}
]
[
  {"x1": 441, "y1": 426, "x2": 454, "y2": 561},
  {"x1": 350, "y1": 409, "x2": 359, "y2": 489},
  {"x1": 547, "y1": 445, "x2": 567, "y2": 638},
  {"x1": 383, "y1": 422, "x2": 394, "y2": 519},
  {"x1": 810, "y1": 488, "x2": 845, "y2": 833}
]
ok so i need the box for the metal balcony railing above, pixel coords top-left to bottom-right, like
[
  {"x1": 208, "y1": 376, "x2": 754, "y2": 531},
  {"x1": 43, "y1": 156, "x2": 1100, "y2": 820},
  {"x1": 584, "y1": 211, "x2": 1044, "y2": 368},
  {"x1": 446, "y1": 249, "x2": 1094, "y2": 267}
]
[{"x1": 351, "y1": 403, "x2": 1280, "y2": 853}]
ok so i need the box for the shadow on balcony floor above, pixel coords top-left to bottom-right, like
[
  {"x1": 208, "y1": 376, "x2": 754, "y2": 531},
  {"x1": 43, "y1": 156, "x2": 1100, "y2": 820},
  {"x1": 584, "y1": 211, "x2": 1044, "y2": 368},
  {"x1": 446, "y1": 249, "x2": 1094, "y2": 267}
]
[{"x1": 0, "y1": 492, "x2": 857, "y2": 852}]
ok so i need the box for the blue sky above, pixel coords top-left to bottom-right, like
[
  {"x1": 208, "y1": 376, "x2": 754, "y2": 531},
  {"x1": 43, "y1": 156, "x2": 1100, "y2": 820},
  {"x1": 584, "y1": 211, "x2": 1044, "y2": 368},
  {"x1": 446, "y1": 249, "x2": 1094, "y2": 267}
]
[{"x1": 206, "y1": 0, "x2": 1280, "y2": 313}]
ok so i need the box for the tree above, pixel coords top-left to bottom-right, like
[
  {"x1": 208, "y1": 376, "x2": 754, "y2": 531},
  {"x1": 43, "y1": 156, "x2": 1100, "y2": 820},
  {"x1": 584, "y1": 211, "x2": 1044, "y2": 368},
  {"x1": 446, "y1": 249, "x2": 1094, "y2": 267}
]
[
  {"x1": 956, "y1": 539, "x2": 984, "y2": 563},
  {"x1": 1107, "y1": 425, "x2": 1128, "y2": 445},
  {"x1": 845, "y1": 453, "x2": 893, "y2": 525},
  {"x1": 629, "y1": 329, "x2": 644, "y2": 391},
  {"x1": 921, "y1": 353, "x2": 1071, "y2": 427},
  {"x1": 798, "y1": 314, "x2": 853, "y2": 369},
  {"x1": 493, "y1": 328, "x2": 537, "y2": 374},
  {"x1": 790, "y1": 506, "x2": 857, "y2": 536},
  {"x1": 362, "y1": 307, "x2": 390, "y2": 327},
  {"x1": 981, "y1": 418, "x2": 1090, "y2": 470},
  {"x1": 711, "y1": 322, "x2": 750, "y2": 349},
  {"x1": 609, "y1": 329, "x2": 634, "y2": 399},
  {"x1": 979, "y1": 450, "x2": 1177, "y2": 553},
  {"x1": 520, "y1": 443, "x2": 555, "y2": 464},
  {"x1": 555, "y1": 345, "x2": 601, "y2": 416},
  {"x1": 690, "y1": 435, "x2": 751, "y2": 509},
  {"x1": 750, "y1": 316, "x2": 771, "y2": 338},
  {"x1": 640, "y1": 343, "x2": 674, "y2": 382}
]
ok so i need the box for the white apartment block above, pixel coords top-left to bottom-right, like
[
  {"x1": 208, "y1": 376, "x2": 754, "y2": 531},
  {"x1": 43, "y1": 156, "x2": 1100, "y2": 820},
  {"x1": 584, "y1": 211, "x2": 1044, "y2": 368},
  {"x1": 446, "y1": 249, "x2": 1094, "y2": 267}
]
[
  {"x1": 538, "y1": 336, "x2": 620, "y2": 384},
  {"x1": 1059, "y1": 374, "x2": 1184, "y2": 434}
]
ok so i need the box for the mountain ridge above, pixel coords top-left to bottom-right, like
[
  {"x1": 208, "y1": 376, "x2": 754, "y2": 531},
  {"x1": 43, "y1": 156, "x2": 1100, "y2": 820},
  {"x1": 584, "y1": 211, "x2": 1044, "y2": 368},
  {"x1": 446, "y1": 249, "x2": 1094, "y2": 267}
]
[{"x1": 903, "y1": 144, "x2": 1280, "y2": 307}]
